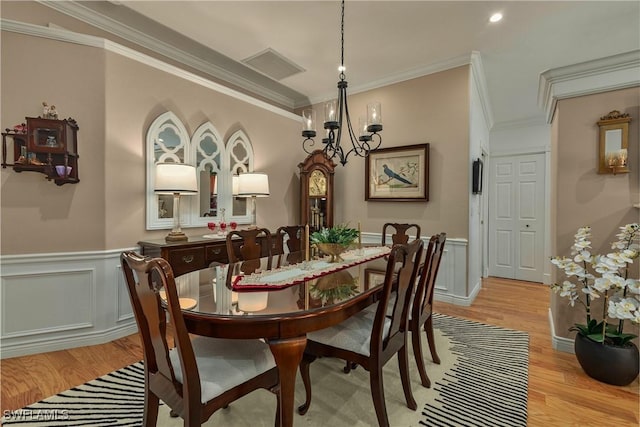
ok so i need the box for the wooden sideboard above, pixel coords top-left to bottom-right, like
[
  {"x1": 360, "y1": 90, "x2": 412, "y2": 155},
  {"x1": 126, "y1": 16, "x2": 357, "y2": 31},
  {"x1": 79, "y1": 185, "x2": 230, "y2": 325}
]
[{"x1": 138, "y1": 234, "x2": 278, "y2": 276}]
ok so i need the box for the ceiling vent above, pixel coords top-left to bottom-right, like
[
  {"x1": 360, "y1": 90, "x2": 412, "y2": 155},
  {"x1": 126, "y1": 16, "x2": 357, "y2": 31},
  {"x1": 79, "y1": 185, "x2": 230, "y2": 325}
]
[{"x1": 242, "y1": 48, "x2": 305, "y2": 81}]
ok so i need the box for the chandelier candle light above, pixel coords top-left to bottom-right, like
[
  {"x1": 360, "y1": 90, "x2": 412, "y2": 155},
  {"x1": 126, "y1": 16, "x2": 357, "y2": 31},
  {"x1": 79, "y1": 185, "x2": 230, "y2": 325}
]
[
  {"x1": 155, "y1": 163, "x2": 198, "y2": 242},
  {"x1": 301, "y1": 0, "x2": 383, "y2": 166}
]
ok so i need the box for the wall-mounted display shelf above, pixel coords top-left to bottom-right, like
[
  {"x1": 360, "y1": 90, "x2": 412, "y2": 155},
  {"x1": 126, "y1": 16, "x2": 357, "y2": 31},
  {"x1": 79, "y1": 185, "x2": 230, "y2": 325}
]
[{"x1": 2, "y1": 117, "x2": 79, "y2": 186}]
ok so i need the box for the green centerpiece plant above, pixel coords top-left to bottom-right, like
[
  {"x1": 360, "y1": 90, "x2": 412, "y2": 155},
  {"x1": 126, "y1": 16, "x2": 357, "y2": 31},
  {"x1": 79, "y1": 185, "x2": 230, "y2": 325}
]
[{"x1": 311, "y1": 225, "x2": 360, "y2": 262}]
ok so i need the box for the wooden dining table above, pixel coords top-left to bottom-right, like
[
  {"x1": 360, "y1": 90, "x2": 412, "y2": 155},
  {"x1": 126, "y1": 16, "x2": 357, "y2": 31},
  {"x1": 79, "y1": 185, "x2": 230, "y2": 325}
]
[{"x1": 173, "y1": 246, "x2": 390, "y2": 427}]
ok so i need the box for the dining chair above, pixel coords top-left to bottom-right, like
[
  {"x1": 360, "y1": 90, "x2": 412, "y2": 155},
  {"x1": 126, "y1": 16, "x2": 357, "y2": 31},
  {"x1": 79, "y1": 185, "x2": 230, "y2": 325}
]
[
  {"x1": 226, "y1": 227, "x2": 273, "y2": 274},
  {"x1": 297, "y1": 239, "x2": 424, "y2": 427},
  {"x1": 120, "y1": 251, "x2": 279, "y2": 427},
  {"x1": 362, "y1": 233, "x2": 447, "y2": 388},
  {"x1": 410, "y1": 232, "x2": 446, "y2": 388},
  {"x1": 274, "y1": 225, "x2": 305, "y2": 266},
  {"x1": 381, "y1": 223, "x2": 421, "y2": 246}
]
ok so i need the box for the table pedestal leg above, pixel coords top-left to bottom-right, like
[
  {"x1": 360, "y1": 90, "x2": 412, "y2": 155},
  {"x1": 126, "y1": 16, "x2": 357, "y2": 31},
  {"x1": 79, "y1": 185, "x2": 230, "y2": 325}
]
[{"x1": 268, "y1": 336, "x2": 307, "y2": 427}]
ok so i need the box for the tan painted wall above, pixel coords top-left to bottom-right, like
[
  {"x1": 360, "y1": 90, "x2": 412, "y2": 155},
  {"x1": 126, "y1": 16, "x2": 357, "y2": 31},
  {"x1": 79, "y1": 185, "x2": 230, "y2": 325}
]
[
  {"x1": 1, "y1": 31, "x2": 302, "y2": 254},
  {"x1": 305, "y1": 66, "x2": 471, "y2": 239},
  {"x1": 1, "y1": 32, "x2": 108, "y2": 253},
  {"x1": 550, "y1": 86, "x2": 640, "y2": 339},
  {"x1": 102, "y1": 52, "x2": 302, "y2": 249}
]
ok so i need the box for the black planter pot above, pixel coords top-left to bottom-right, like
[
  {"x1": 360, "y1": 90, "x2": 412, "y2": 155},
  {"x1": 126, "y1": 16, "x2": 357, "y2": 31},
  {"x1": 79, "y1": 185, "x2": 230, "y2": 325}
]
[{"x1": 574, "y1": 334, "x2": 640, "y2": 386}]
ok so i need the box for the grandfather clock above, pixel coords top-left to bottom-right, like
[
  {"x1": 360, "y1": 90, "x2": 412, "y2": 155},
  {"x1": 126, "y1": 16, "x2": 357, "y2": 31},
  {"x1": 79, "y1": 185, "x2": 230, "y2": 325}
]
[{"x1": 299, "y1": 150, "x2": 335, "y2": 231}]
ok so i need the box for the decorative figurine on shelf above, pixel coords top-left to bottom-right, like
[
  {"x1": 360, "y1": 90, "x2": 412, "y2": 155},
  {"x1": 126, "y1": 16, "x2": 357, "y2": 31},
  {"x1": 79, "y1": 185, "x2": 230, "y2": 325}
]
[
  {"x1": 48, "y1": 105, "x2": 59, "y2": 120},
  {"x1": 27, "y1": 153, "x2": 45, "y2": 166},
  {"x1": 42, "y1": 101, "x2": 59, "y2": 120}
]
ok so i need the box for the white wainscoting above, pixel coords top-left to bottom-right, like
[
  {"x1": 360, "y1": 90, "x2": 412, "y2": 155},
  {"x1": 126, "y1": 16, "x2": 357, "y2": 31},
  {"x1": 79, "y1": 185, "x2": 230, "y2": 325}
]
[
  {"x1": 0, "y1": 249, "x2": 138, "y2": 359},
  {"x1": 1, "y1": 237, "x2": 472, "y2": 358}
]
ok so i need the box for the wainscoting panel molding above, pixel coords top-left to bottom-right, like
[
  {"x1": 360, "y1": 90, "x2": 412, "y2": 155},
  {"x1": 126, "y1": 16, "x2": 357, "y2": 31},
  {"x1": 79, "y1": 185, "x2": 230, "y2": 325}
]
[
  {"x1": 115, "y1": 264, "x2": 134, "y2": 323},
  {"x1": 0, "y1": 248, "x2": 138, "y2": 359},
  {"x1": 1, "y1": 269, "x2": 95, "y2": 337}
]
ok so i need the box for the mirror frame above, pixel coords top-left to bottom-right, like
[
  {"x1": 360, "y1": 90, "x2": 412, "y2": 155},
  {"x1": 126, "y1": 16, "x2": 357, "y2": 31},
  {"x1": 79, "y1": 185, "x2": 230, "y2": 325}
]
[
  {"x1": 597, "y1": 110, "x2": 631, "y2": 174},
  {"x1": 146, "y1": 112, "x2": 254, "y2": 230}
]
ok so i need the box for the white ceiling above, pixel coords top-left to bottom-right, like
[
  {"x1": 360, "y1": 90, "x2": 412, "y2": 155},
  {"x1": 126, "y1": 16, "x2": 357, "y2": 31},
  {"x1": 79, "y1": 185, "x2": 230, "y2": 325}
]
[{"x1": 70, "y1": 1, "x2": 640, "y2": 127}]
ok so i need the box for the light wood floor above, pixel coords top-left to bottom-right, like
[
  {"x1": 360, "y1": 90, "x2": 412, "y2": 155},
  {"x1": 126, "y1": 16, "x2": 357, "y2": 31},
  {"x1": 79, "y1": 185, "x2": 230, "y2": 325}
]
[{"x1": 2, "y1": 277, "x2": 638, "y2": 426}]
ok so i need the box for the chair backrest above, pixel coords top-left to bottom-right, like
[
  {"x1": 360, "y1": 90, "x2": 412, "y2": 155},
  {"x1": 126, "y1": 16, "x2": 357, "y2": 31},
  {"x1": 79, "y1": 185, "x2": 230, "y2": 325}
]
[
  {"x1": 372, "y1": 238, "x2": 424, "y2": 355},
  {"x1": 274, "y1": 225, "x2": 305, "y2": 266},
  {"x1": 382, "y1": 223, "x2": 421, "y2": 246},
  {"x1": 412, "y1": 233, "x2": 446, "y2": 323},
  {"x1": 226, "y1": 228, "x2": 273, "y2": 274},
  {"x1": 274, "y1": 225, "x2": 304, "y2": 254},
  {"x1": 120, "y1": 251, "x2": 200, "y2": 409}
]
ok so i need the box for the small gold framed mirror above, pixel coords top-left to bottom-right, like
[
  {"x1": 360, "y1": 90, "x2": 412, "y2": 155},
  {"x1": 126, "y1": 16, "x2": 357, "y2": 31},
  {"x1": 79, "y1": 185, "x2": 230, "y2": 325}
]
[{"x1": 597, "y1": 110, "x2": 631, "y2": 174}]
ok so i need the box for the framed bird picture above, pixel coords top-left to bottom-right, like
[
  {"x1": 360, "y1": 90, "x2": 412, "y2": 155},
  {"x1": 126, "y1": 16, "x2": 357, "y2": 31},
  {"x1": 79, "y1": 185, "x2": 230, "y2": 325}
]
[{"x1": 365, "y1": 143, "x2": 429, "y2": 201}]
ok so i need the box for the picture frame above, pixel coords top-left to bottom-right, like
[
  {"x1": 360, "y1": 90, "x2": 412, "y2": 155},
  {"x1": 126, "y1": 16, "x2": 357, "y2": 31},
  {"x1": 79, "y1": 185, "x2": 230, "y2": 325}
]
[
  {"x1": 364, "y1": 268, "x2": 386, "y2": 290},
  {"x1": 365, "y1": 143, "x2": 429, "y2": 201}
]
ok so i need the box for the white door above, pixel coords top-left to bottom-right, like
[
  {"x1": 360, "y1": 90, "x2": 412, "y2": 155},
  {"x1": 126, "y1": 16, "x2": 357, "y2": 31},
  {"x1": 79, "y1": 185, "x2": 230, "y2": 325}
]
[{"x1": 489, "y1": 153, "x2": 545, "y2": 282}]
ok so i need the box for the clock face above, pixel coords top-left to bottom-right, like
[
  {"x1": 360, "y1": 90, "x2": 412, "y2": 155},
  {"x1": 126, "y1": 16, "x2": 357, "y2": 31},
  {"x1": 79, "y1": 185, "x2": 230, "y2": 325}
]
[{"x1": 309, "y1": 170, "x2": 327, "y2": 196}]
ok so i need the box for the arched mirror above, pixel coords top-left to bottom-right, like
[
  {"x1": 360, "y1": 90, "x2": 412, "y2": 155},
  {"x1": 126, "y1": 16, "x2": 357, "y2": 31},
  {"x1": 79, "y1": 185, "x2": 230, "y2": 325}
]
[
  {"x1": 146, "y1": 112, "x2": 255, "y2": 230},
  {"x1": 146, "y1": 112, "x2": 191, "y2": 230},
  {"x1": 226, "y1": 130, "x2": 252, "y2": 219},
  {"x1": 597, "y1": 110, "x2": 631, "y2": 175},
  {"x1": 191, "y1": 122, "x2": 225, "y2": 219}
]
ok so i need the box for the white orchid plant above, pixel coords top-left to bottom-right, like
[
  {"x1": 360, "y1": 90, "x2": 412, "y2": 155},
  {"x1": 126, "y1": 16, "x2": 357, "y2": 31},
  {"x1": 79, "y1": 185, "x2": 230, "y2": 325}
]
[{"x1": 551, "y1": 223, "x2": 640, "y2": 346}]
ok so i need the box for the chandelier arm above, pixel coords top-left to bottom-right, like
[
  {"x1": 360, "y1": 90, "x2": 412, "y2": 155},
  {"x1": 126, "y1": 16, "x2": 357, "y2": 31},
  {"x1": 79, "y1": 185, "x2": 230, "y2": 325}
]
[
  {"x1": 302, "y1": 137, "x2": 317, "y2": 155},
  {"x1": 368, "y1": 132, "x2": 383, "y2": 152},
  {"x1": 341, "y1": 88, "x2": 367, "y2": 158}
]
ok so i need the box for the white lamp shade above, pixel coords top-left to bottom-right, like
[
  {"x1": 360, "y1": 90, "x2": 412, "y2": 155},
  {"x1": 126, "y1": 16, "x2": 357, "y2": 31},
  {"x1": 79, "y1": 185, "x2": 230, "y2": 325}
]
[
  {"x1": 238, "y1": 172, "x2": 270, "y2": 197},
  {"x1": 155, "y1": 163, "x2": 198, "y2": 194},
  {"x1": 232, "y1": 175, "x2": 240, "y2": 196}
]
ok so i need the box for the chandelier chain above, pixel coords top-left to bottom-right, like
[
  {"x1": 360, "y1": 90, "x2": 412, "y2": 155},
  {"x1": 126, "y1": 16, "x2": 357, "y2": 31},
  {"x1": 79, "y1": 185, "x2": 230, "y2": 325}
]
[{"x1": 340, "y1": 0, "x2": 345, "y2": 70}]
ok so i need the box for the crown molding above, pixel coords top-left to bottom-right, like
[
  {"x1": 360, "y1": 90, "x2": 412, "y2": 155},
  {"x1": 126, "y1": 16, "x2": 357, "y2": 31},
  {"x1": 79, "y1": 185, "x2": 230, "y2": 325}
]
[
  {"x1": 538, "y1": 49, "x2": 640, "y2": 124},
  {"x1": 491, "y1": 115, "x2": 548, "y2": 131},
  {"x1": 301, "y1": 52, "x2": 492, "y2": 117},
  {"x1": 36, "y1": 0, "x2": 301, "y2": 110},
  {"x1": 469, "y1": 51, "x2": 494, "y2": 130},
  {"x1": 1, "y1": 19, "x2": 301, "y2": 123}
]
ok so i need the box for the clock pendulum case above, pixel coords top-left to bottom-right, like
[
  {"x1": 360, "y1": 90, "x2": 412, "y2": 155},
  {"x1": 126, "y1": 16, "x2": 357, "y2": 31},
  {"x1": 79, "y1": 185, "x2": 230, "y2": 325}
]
[{"x1": 298, "y1": 150, "x2": 335, "y2": 231}]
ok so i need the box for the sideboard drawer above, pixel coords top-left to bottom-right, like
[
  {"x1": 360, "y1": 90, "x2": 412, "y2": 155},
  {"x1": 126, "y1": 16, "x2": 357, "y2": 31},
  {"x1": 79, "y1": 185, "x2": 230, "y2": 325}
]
[
  {"x1": 169, "y1": 247, "x2": 206, "y2": 276},
  {"x1": 206, "y1": 243, "x2": 227, "y2": 264}
]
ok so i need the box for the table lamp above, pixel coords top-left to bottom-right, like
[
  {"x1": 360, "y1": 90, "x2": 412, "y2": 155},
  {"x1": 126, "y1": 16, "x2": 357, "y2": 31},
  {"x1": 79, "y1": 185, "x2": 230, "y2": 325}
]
[
  {"x1": 155, "y1": 163, "x2": 198, "y2": 241},
  {"x1": 238, "y1": 172, "x2": 270, "y2": 228}
]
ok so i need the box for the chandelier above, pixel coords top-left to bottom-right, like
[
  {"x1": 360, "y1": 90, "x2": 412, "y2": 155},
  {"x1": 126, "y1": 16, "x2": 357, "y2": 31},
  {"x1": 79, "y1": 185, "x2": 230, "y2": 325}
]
[{"x1": 301, "y1": 0, "x2": 383, "y2": 166}]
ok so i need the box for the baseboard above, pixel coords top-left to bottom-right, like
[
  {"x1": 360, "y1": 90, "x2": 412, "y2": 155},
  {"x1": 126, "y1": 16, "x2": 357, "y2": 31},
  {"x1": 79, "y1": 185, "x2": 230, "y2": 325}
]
[
  {"x1": 1, "y1": 323, "x2": 138, "y2": 359},
  {"x1": 434, "y1": 278, "x2": 481, "y2": 307},
  {"x1": 548, "y1": 308, "x2": 574, "y2": 353}
]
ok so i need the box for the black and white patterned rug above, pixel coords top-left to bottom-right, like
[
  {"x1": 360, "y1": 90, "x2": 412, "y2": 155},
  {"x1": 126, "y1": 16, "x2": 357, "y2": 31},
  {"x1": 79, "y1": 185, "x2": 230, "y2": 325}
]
[{"x1": 2, "y1": 314, "x2": 528, "y2": 427}]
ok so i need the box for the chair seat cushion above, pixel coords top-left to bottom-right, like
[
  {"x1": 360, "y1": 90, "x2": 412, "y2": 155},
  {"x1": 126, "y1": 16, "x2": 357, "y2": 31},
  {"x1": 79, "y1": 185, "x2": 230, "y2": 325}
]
[
  {"x1": 169, "y1": 337, "x2": 276, "y2": 403},
  {"x1": 307, "y1": 311, "x2": 391, "y2": 357}
]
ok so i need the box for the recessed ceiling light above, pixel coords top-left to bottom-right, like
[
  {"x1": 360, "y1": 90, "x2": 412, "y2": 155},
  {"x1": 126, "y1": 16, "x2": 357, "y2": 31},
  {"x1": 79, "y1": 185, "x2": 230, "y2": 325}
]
[{"x1": 489, "y1": 13, "x2": 503, "y2": 23}]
